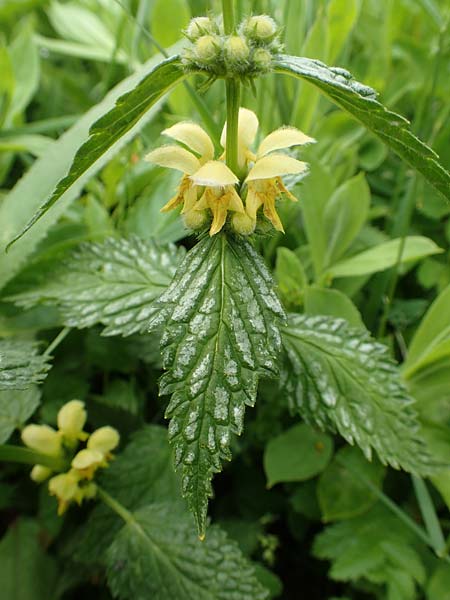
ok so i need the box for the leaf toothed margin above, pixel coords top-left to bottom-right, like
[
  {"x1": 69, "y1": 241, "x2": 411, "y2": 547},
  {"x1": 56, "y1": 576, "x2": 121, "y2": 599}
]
[
  {"x1": 282, "y1": 314, "x2": 432, "y2": 474},
  {"x1": 149, "y1": 234, "x2": 286, "y2": 536}
]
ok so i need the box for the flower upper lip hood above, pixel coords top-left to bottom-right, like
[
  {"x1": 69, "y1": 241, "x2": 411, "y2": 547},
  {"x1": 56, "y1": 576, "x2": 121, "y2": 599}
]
[{"x1": 144, "y1": 108, "x2": 315, "y2": 235}]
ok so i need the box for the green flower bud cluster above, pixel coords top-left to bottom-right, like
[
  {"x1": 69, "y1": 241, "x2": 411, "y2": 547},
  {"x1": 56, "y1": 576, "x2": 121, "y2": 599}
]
[{"x1": 182, "y1": 14, "x2": 282, "y2": 80}]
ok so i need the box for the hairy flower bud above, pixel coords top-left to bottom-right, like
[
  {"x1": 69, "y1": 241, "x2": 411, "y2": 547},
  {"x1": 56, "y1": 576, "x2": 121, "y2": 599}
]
[
  {"x1": 183, "y1": 209, "x2": 208, "y2": 230},
  {"x1": 195, "y1": 35, "x2": 221, "y2": 63},
  {"x1": 57, "y1": 399, "x2": 87, "y2": 443},
  {"x1": 22, "y1": 424, "x2": 62, "y2": 457},
  {"x1": 231, "y1": 212, "x2": 256, "y2": 235},
  {"x1": 252, "y1": 48, "x2": 272, "y2": 71},
  {"x1": 224, "y1": 35, "x2": 250, "y2": 65},
  {"x1": 186, "y1": 17, "x2": 216, "y2": 39},
  {"x1": 243, "y1": 15, "x2": 277, "y2": 41}
]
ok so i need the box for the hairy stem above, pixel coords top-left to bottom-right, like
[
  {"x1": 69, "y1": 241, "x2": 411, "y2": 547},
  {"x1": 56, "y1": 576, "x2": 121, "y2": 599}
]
[
  {"x1": 222, "y1": 0, "x2": 235, "y2": 34},
  {"x1": 225, "y1": 79, "x2": 241, "y2": 175}
]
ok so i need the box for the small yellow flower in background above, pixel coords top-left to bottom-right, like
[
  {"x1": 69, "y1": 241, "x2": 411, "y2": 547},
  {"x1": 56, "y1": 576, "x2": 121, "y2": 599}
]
[
  {"x1": 72, "y1": 448, "x2": 106, "y2": 479},
  {"x1": 49, "y1": 470, "x2": 83, "y2": 515},
  {"x1": 30, "y1": 465, "x2": 53, "y2": 483},
  {"x1": 57, "y1": 399, "x2": 88, "y2": 444},
  {"x1": 87, "y1": 426, "x2": 120, "y2": 456},
  {"x1": 22, "y1": 424, "x2": 62, "y2": 457},
  {"x1": 145, "y1": 107, "x2": 314, "y2": 236},
  {"x1": 23, "y1": 399, "x2": 120, "y2": 515}
]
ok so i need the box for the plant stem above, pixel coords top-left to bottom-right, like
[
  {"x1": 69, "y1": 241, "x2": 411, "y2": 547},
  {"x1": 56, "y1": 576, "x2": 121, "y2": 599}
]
[
  {"x1": 221, "y1": 1, "x2": 241, "y2": 176},
  {"x1": 97, "y1": 486, "x2": 135, "y2": 526},
  {"x1": 225, "y1": 79, "x2": 241, "y2": 175},
  {"x1": 44, "y1": 326, "x2": 71, "y2": 357},
  {"x1": 222, "y1": 0, "x2": 235, "y2": 34},
  {"x1": 0, "y1": 445, "x2": 67, "y2": 470}
]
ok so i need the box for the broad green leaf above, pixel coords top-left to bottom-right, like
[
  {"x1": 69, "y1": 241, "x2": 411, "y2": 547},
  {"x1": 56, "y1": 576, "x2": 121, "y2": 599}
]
[
  {"x1": 8, "y1": 236, "x2": 183, "y2": 337},
  {"x1": 0, "y1": 386, "x2": 40, "y2": 443},
  {"x1": 317, "y1": 446, "x2": 385, "y2": 522},
  {"x1": 0, "y1": 340, "x2": 50, "y2": 390},
  {"x1": 0, "y1": 48, "x2": 182, "y2": 291},
  {"x1": 323, "y1": 173, "x2": 370, "y2": 267},
  {"x1": 427, "y1": 565, "x2": 450, "y2": 600},
  {"x1": 274, "y1": 55, "x2": 450, "y2": 201},
  {"x1": 327, "y1": 0, "x2": 361, "y2": 63},
  {"x1": 152, "y1": 0, "x2": 191, "y2": 47},
  {"x1": 148, "y1": 233, "x2": 285, "y2": 536},
  {"x1": 47, "y1": 1, "x2": 117, "y2": 52},
  {"x1": 4, "y1": 54, "x2": 186, "y2": 255},
  {"x1": 9, "y1": 22, "x2": 40, "y2": 120},
  {"x1": 0, "y1": 519, "x2": 58, "y2": 600},
  {"x1": 303, "y1": 285, "x2": 364, "y2": 329},
  {"x1": 106, "y1": 503, "x2": 268, "y2": 600},
  {"x1": 298, "y1": 160, "x2": 335, "y2": 277},
  {"x1": 403, "y1": 284, "x2": 450, "y2": 378},
  {"x1": 282, "y1": 314, "x2": 430, "y2": 473},
  {"x1": 328, "y1": 236, "x2": 442, "y2": 278},
  {"x1": 264, "y1": 423, "x2": 333, "y2": 487},
  {"x1": 275, "y1": 247, "x2": 308, "y2": 310},
  {"x1": 314, "y1": 505, "x2": 425, "y2": 596}
]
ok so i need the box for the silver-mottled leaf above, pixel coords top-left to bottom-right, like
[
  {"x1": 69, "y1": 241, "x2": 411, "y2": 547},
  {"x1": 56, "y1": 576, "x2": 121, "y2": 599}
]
[
  {"x1": 149, "y1": 233, "x2": 285, "y2": 536},
  {"x1": 282, "y1": 314, "x2": 431, "y2": 474},
  {"x1": 9, "y1": 236, "x2": 184, "y2": 337},
  {"x1": 0, "y1": 340, "x2": 50, "y2": 390}
]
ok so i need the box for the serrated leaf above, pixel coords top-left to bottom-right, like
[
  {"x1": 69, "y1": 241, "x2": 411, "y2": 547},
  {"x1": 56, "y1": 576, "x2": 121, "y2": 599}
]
[
  {"x1": 314, "y1": 505, "x2": 425, "y2": 595},
  {"x1": 6, "y1": 55, "x2": 186, "y2": 249},
  {"x1": 282, "y1": 314, "x2": 430, "y2": 473},
  {"x1": 148, "y1": 233, "x2": 286, "y2": 536},
  {"x1": 0, "y1": 386, "x2": 40, "y2": 442},
  {"x1": 8, "y1": 236, "x2": 183, "y2": 336},
  {"x1": 106, "y1": 503, "x2": 268, "y2": 600},
  {"x1": 274, "y1": 55, "x2": 450, "y2": 201},
  {"x1": 317, "y1": 446, "x2": 385, "y2": 522},
  {"x1": 0, "y1": 47, "x2": 182, "y2": 291},
  {"x1": 0, "y1": 340, "x2": 50, "y2": 390}
]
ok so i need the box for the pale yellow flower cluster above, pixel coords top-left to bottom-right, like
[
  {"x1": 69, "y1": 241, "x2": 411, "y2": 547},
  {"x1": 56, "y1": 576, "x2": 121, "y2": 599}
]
[
  {"x1": 145, "y1": 108, "x2": 314, "y2": 236},
  {"x1": 21, "y1": 400, "x2": 119, "y2": 515}
]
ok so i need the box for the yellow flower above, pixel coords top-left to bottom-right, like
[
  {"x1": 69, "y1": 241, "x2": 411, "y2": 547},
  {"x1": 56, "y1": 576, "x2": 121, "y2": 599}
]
[
  {"x1": 224, "y1": 108, "x2": 315, "y2": 232},
  {"x1": 87, "y1": 426, "x2": 120, "y2": 455},
  {"x1": 190, "y1": 161, "x2": 244, "y2": 235},
  {"x1": 21, "y1": 424, "x2": 62, "y2": 457},
  {"x1": 71, "y1": 448, "x2": 106, "y2": 480},
  {"x1": 30, "y1": 465, "x2": 53, "y2": 483},
  {"x1": 145, "y1": 123, "x2": 244, "y2": 235},
  {"x1": 57, "y1": 399, "x2": 88, "y2": 444},
  {"x1": 48, "y1": 470, "x2": 82, "y2": 515}
]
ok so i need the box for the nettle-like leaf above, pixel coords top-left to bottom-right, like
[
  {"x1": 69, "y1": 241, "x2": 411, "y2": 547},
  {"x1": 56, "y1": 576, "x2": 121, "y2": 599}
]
[
  {"x1": 282, "y1": 314, "x2": 430, "y2": 474},
  {"x1": 148, "y1": 233, "x2": 286, "y2": 536},
  {"x1": 274, "y1": 55, "x2": 450, "y2": 201},
  {"x1": 9, "y1": 237, "x2": 183, "y2": 336},
  {"x1": 7, "y1": 55, "x2": 186, "y2": 248},
  {"x1": 106, "y1": 503, "x2": 268, "y2": 600},
  {"x1": 313, "y1": 504, "x2": 425, "y2": 600},
  {"x1": 0, "y1": 340, "x2": 50, "y2": 390}
]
